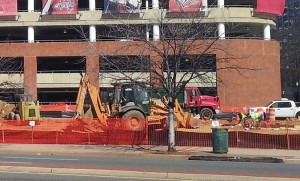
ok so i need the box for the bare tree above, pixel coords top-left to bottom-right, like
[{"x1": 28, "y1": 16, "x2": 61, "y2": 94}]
[
  {"x1": 76, "y1": 5, "x2": 253, "y2": 151},
  {"x1": 0, "y1": 57, "x2": 23, "y2": 102}
]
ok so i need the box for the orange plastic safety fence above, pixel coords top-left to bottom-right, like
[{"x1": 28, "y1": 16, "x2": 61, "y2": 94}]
[
  {"x1": 221, "y1": 106, "x2": 249, "y2": 114},
  {"x1": 0, "y1": 118, "x2": 148, "y2": 145},
  {"x1": 39, "y1": 104, "x2": 76, "y2": 112},
  {"x1": 1, "y1": 119, "x2": 300, "y2": 150}
]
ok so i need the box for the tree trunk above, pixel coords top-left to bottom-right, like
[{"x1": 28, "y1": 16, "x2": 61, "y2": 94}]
[{"x1": 168, "y1": 107, "x2": 176, "y2": 152}]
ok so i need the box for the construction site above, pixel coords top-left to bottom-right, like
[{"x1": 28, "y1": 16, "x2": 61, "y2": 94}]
[
  {"x1": 0, "y1": 73, "x2": 299, "y2": 150},
  {"x1": 0, "y1": 1, "x2": 290, "y2": 150}
]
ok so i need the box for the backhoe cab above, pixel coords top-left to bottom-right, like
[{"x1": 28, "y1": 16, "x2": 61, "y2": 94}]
[{"x1": 75, "y1": 74, "x2": 150, "y2": 131}]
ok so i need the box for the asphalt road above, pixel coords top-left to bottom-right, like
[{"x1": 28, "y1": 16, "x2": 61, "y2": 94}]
[
  {"x1": 0, "y1": 153, "x2": 300, "y2": 179},
  {"x1": 0, "y1": 172, "x2": 174, "y2": 181}
]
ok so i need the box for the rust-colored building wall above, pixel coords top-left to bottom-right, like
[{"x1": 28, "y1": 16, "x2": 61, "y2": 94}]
[
  {"x1": 216, "y1": 40, "x2": 281, "y2": 107},
  {"x1": 86, "y1": 56, "x2": 100, "y2": 87},
  {"x1": 24, "y1": 56, "x2": 37, "y2": 100},
  {"x1": 0, "y1": 39, "x2": 281, "y2": 107}
]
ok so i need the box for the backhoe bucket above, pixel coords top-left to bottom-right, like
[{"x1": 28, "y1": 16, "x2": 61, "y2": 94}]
[{"x1": 187, "y1": 114, "x2": 201, "y2": 128}]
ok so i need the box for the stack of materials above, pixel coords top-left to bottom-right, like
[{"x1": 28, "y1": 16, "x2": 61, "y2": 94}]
[{"x1": 0, "y1": 100, "x2": 15, "y2": 120}]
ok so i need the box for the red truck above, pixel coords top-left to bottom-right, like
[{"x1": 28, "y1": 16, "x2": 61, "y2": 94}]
[
  {"x1": 181, "y1": 87, "x2": 221, "y2": 119},
  {"x1": 150, "y1": 87, "x2": 221, "y2": 119}
]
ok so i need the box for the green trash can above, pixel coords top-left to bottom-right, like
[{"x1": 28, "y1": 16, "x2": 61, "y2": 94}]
[{"x1": 212, "y1": 128, "x2": 228, "y2": 153}]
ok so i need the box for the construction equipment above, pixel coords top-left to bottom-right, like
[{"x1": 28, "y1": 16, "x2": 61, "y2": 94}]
[
  {"x1": 150, "y1": 87, "x2": 221, "y2": 119},
  {"x1": 75, "y1": 74, "x2": 200, "y2": 130},
  {"x1": 4, "y1": 94, "x2": 40, "y2": 121},
  {"x1": 74, "y1": 73, "x2": 151, "y2": 131},
  {"x1": 148, "y1": 96, "x2": 201, "y2": 129}
]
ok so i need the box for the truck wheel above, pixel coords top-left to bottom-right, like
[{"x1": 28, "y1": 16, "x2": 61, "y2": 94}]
[
  {"x1": 296, "y1": 112, "x2": 300, "y2": 120},
  {"x1": 122, "y1": 110, "x2": 146, "y2": 131},
  {"x1": 199, "y1": 108, "x2": 213, "y2": 119}
]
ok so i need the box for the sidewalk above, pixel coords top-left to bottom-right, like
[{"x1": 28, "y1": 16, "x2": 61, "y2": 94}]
[
  {"x1": 0, "y1": 144, "x2": 300, "y2": 163},
  {"x1": 0, "y1": 144, "x2": 300, "y2": 180}
]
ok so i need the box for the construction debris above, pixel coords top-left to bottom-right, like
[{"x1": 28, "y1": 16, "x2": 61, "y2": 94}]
[{"x1": 0, "y1": 100, "x2": 15, "y2": 120}]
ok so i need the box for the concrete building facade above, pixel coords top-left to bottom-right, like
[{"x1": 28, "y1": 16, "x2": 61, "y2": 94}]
[
  {"x1": 274, "y1": 0, "x2": 300, "y2": 101},
  {"x1": 0, "y1": 0, "x2": 282, "y2": 107}
]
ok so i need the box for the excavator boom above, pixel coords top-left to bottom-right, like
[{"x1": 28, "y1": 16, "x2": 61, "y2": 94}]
[{"x1": 74, "y1": 74, "x2": 109, "y2": 124}]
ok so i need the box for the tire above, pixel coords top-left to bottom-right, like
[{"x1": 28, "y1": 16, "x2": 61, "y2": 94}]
[
  {"x1": 14, "y1": 114, "x2": 21, "y2": 120},
  {"x1": 296, "y1": 112, "x2": 300, "y2": 120},
  {"x1": 122, "y1": 110, "x2": 146, "y2": 131},
  {"x1": 8, "y1": 112, "x2": 15, "y2": 120},
  {"x1": 199, "y1": 108, "x2": 214, "y2": 119}
]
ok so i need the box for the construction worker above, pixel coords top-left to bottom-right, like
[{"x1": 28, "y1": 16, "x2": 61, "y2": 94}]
[
  {"x1": 237, "y1": 112, "x2": 248, "y2": 126},
  {"x1": 250, "y1": 111, "x2": 263, "y2": 128}
]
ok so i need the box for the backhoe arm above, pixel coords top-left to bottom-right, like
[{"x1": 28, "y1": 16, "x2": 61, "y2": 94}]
[{"x1": 74, "y1": 74, "x2": 109, "y2": 124}]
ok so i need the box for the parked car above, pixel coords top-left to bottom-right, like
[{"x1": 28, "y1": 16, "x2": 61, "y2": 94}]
[{"x1": 249, "y1": 98, "x2": 300, "y2": 119}]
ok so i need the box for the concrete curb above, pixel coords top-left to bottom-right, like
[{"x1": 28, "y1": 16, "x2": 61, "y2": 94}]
[{"x1": 0, "y1": 166, "x2": 299, "y2": 181}]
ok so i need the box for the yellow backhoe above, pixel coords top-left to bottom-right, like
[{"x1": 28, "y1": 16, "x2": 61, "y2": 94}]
[
  {"x1": 75, "y1": 74, "x2": 200, "y2": 130},
  {"x1": 74, "y1": 73, "x2": 151, "y2": 131},
  {"x1": 148, "y1": 96, "x2": 201, "y2": 129}
]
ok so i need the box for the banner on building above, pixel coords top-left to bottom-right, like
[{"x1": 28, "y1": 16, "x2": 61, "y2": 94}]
[
  {"x1": 169, "y1": 0, "x2": 202, "y2": 12},
  {"x1": 256, "y1": 0, "x2": 285, "y2": 16},
  {"x1": 104, "y1": 0, "x2": 142, "y2": 13},
  {"x1": 42, "y1": 0, "x2": 78, "y2": 15},
  {"x1": 0, "y1": 0, "x2": 17, "y2": 16}
]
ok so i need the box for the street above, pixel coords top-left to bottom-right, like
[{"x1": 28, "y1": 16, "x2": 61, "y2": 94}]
[
  {"x1": 0, "y1": 153, "x2": 300, "y2": 180},
  {"x1": 0, "y1": 172, "x2": 176, "y2": 181}
]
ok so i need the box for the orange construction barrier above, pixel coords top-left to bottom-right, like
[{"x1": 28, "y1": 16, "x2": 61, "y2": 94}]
[
  {"x1": 257, "y1": 107, "x2": 264, "y2": 120},
  {"x1": 266, "y1": 108, "x2": 275, "y2": 121}
]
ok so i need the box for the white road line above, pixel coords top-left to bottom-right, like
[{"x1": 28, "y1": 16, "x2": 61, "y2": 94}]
[
  {"x1": 3, "y1": 157, "x2": 78, "y2": 161},
  {"x1": 0, "y1": 161, "x2": 32, "y2": 164}
]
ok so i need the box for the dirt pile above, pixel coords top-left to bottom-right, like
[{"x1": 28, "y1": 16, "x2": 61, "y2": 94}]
[{"x1": 0, "y1": 100, "x2": 15, "y2": 120}]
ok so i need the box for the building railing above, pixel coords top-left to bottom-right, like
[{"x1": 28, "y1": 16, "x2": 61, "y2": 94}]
[
  {"x1": 16, "y1": 4, "x2": 255, "y2": 13},
  {"x1": 0, "y1": 36, "x2": 267, "y2": 44}
]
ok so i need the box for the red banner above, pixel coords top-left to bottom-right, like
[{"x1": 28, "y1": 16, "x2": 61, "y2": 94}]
[
  {"x1": 256, "y1": 0, "x2": 286, "y2": 16},
  {"x1": 169, "y1": 0, "x2": 202, "y2": 12},
  {"x1": 42, "y1": 0, "x2": 78, "y2": 15},
  {"x1": 0, "y1": 0, "x2": 17, "y2": 16}
]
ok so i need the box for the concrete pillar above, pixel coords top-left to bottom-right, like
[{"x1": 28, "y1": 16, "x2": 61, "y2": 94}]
[
  {"x1": 89, "y1": 25, "x2": 96, "y2": 42},
  {"x1": 28, "y1": 26, "x2": 34, "y2": 43},
  {"x1": 28, "y1": 0, "x2": 34, "y2": 12},
  {"x1": 152, "y1": 0, "x2": 159, "y2": 9},
  {"x1": 146, "y1": 0, "x2": 149, "y2": 9},
  {"x1": 24, "y1": 56, "x2": 37, "y2": 100},
  {"x1": 86, "y1": 56, "x2": 99, "y2": 87},
  {"x1": 153, "y1": 25, "x2": 160, "y2": 41},
  {"x1": 218, "y1": 23, "x2": 225, "y2": 39},
  {"x1": 146, "y1": 25, "x2": 150, "y2": 41},
  {"x1": 217, "y1": 0, "x2": 224, "y2": 8},
  {"x1": 263, "y1": 24, "x2": 271, "y2": 40},
  {"x1": 202, "y1": 0, "x2": 208, "y2": 11},
  {"x1": 89, "y1": 0, "x2": 96, "y2": 11}
]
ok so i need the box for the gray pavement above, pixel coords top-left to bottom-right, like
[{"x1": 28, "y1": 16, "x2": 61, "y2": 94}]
[
  {"x1": 0, "y1": 144, "x2": 300, "y2": 180},
  {"x1": 0, "y1": 144, "x2": 300, "y2": 163}
]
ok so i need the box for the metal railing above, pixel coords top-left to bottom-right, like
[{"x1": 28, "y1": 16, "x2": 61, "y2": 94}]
[{"x1": 0, "y1": 36, "x2": 268, "y2": 44}]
